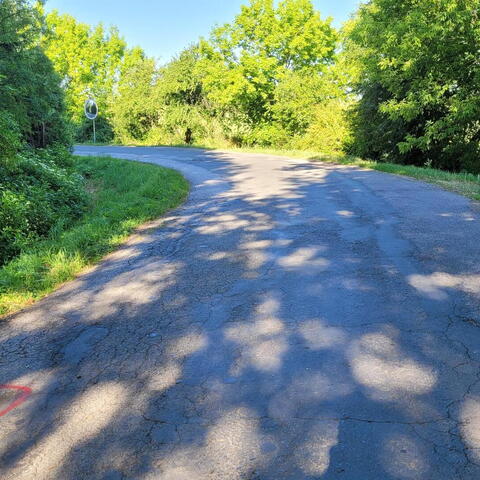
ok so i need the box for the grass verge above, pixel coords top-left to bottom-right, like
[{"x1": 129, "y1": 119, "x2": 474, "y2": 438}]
[{"x1": 0, "y1": 155, "x2": 189, "y2": 317}]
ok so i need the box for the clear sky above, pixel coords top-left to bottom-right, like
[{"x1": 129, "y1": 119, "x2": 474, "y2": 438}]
[{"x1": 45, "y1": 0, "x2": 361, "y2": 64}]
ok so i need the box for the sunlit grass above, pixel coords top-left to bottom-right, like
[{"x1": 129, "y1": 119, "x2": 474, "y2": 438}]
[{"x1": 0, "y1": 156, "x2": 189, "y2": 316}]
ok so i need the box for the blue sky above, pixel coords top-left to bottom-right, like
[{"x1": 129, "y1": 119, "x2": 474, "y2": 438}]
[{"x1": 45, "y1": 1, "x2": 361, "y2": 63}]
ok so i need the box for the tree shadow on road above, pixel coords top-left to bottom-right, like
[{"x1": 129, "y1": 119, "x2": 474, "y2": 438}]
[{"x1": 1, "y1": 150, "x2": 479, "y2": 479}]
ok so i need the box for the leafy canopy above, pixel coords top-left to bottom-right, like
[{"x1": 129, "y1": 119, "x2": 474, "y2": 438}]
[
  {"x1": 198, "y1": 0, "x2": 337, "y2": 124},
  {"x1": 347, "y1": 0, "x2": 480, "y2": 172},
  {"x1": 0, "y1": 0, "x2": 69, "y2": 150},
  {"x1": 42, "y1": 10, "x2": 126, "y2": 127}
]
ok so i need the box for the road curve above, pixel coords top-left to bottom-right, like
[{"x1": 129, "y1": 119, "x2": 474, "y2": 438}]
[{"x1": 1, "y1": 146, "x2": 479, "y2": 479}]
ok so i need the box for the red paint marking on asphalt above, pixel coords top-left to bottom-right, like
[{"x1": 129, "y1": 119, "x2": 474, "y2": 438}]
[{"x1": 0, "y1": 385, "x2": 32, "y2": 417}]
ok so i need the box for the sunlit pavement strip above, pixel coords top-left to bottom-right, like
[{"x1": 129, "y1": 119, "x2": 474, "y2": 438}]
[{"x1": 0, "y1": 146, "x2": 479, "y2": 479}]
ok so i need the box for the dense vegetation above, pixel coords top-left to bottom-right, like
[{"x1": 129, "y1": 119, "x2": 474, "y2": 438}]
[
  {"x1": 32, "y1": 0, "x2": 480, "y2": 174},
  {"x1": 41, "y1": 8, "x2": 126, "y2": 142},
  {"x1": 0, "y1": 0, "x2": 85, "y2": 266},
  {"x1": 347, "y1": 0, "x2": 480, "y2": 172},
  {"x1": 0, "y1": 155, "x2": 188, "y2": 315},
  {"x1": 0, "y1": 0, "x2": 188, "y2": 315},
  {"x1": 108, "y1": 0, "x2": 351, "y2": 151}
]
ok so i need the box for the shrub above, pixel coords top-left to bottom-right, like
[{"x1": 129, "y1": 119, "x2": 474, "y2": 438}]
[
  {"x1": 0, "y1": 149, "x2": 88, "y2": 265},
  {"x1": 0, "y1": 112, "x2": 21, "y2": 160},
  {"x1": 0, "y1": 190, "x2": 31, "y2": 263},
  {"x1": 247, "y1": 123, "x2": 290, "y2": 148},
  {"x1": 75, "y1": 116, "x2": 114, "y2": 143},
  {"x1": 293, "y1": 100, "x2": 352, "y2": 154}
]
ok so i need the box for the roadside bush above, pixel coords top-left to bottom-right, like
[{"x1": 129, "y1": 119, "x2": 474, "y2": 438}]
[
  {"x1": 0, "y1": 150, "x2": 88, "y2": 265},
  {"x1": 0, "y1": 190, "x2": 31, "y2": 264},
  {"x1": 246, "y1": 123, "x2": 290, "y2": 148},
  {"x1": 347, "y1": 0, "x2": 480, "y2": 173},
  {"x1": 0, "y1": 112, "x2": 21, "y2": 160},
  {"x1": 76, "y1": 116, "x2": 114, "y2": 143},
  {"x1": 293, "y1": 100, "x2": 352, "y2": 154}
]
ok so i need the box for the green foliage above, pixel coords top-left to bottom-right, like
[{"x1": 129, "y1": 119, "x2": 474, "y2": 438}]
[
  {"x1": 157, "y1": 47, "x2": 204, "y2": 107},
  {"x1": 0, "y1": 0, "x2": 71, "y2": 149},
  {"x1": 0, "y1": 111, "x2": 21, "y2": 159},
  {"x1": 42, "y1": 9, "x2": 127, "y2": 140},
  {"x1": 111, "y1": 45, "x2": 226, "y2": 146},
  {"x1": 110, "y1": 48, "x2": 159, "y2": 143},
  {"x1": 347, "y1": 0, "x2": 480, "y2": 172},
  {"x1": 293, "y1": 100, "x2": 352, "y2": 154},
  {"x1": 271, "y1": 71, "x2": 326, "y2": 135},
  {"x1": 0, "y1": 156, "x2": 189, "y2": 315},
  {"x1": 198, "y1": 0, "x2": 337, "y2": 126},
  {"x1": 0, "y1": 1, "x2": 79, "y2": 265},
  {"x1": 0, "y1": 148, "x2": 88, "y2": 265},
  {"x1": 76, "y1": 116, "x2": 114, "y2": 143},
  {"x1": 109, "y1": 0, "x2": 345, "y2": 152}
]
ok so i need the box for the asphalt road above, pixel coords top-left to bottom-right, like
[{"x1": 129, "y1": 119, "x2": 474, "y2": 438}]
[{"x1": 1, "y1": 146, "x2": 479, "y2": 479}]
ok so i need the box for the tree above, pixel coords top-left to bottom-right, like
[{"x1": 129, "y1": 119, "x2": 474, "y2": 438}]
[
  {"x1": 110, "y1": 47, "x2": 158, "y2": 142},
  {"x1": 347, "y1": 0, "x2": 480, "y2": 172},
  {"x1": 152, "y1": 46, "x2": 216, "y2": 144},
  {"x1": 156, "y1": 46, "x2": 204, "y2": 108},
  {"x1": 0, "y1": 1, "x2": 84, "y2": 266},
  {"x1": 0, "y1": 0, "x2": 69, "y2": 151},
  {"x1": 93, "y1": 0, "x2": 347, "y2": 150},
  {"x1": 42, "y1": 10, "x2": 126, "y2": 138},
  {"x1": 198, "y1": 0, "x2": 337, "y2": 129},
  {"x1": 111, "y1": 45, "x2": 223, "y2": 146}
]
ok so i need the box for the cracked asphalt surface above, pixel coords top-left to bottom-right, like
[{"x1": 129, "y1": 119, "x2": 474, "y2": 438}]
[{"x1": 1, "y1": 146, "x2": 480, "y2": 479}]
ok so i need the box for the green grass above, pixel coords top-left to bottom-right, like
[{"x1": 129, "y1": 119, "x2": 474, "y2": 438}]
[{"x1": 0, "y1": 155, "x2": 189, "y2": 316}]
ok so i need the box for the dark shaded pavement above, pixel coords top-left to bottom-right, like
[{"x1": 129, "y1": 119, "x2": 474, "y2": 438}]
[{"x1": 0, "y1": 146, "x2": 479, "y2": 479}]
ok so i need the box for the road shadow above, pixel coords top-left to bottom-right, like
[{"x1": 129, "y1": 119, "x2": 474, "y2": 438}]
[{"x1": 0, "y1": 149, "x2": 479, "y2": 479}]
